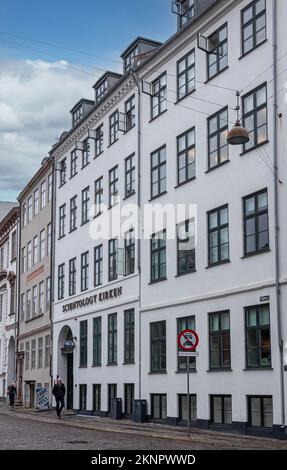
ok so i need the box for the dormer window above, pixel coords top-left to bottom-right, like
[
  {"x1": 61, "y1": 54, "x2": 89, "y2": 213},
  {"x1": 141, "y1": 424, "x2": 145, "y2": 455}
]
[
  {"x1": 124, "y1": 46, "x2": 139, "y2": 75},
  {"x1": 72, "y1": 105, "x2": 83, "y2": 127},
  {"x1": 172, "y1": 0, "x2": 195, "y2": 29},
  {"x1": 95, "y1": 79, "x2": 108, "y2": 104},
  {"x1": 121, "y1": 38, "x2": 162, "y2": 75}
]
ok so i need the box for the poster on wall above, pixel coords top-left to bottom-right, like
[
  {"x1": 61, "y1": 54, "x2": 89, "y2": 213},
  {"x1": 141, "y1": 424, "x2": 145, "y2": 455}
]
[{"x1": 35, "y1": 386, "x2": 49, "y2": 410}]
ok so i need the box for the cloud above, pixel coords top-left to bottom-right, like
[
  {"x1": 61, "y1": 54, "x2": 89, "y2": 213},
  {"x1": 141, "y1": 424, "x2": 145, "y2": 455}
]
[{"x1": 0, "y1": 58, "x2": 95, "y2": 200}]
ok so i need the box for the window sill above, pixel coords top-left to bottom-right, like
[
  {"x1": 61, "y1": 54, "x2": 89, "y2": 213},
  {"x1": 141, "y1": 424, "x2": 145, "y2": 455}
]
[
  {"x1": 92, "y1": 364, "x2": 102, "y2": 368},
  {"x1": 239, "y1": 39, "x2": 268, "y2": 61},
  {"x1": 175, "y1": 369, "x2": 197, "y2": 374},
  {"x1": 59, "y1": 182, "x2": 67, "y2": 188},
  {"x1": 175, "y1": 88, "x2": 196, "y2": 104},
  {"x1": 25, "y1": 313, "x2": 44, "y2": 323},
  {"x1": 175, "y1": 270, "x2": 196, "y2": 278},
  {"x1": 149, "y1": 108, "x2": 168, "y2": 123},
  {"x1": 207, "y1": 368, "x2": 233, "y2": 372},
  {"x1": 69, "y1": 228, "x2": 77, "y2": 234},
  {"x1": 81, "y1": 161, "x2": 90, "y2": 170},
  {"x1": 79, "y1": 365, "x2": 87, "y2": 369},
  {"x1": 205, "y1": 66, "x2": 229, "y2": 84},
  {"x1": 123, "y1": 362, "x2": 135, "y2": 366},
  {"x1": 107, "y1": 138, "x2": 119, "y2": 148},
  {"x1": 80, "y1": 220, "x2": 90, "y2": 227},
  {"x1": 241, "y1": 248, "x2": 270, "y2": 259},
  {"x1": 243, "y1": 367, "x2": 273, "y2": 371},
  {"x1": 206, "y1": 260, "x2": 230, "y2": 269},
  {"x1": 93, "y1": 212, "x2": 102, "y2": 219},
  {"x1": 94, "y1": 151, "x2": 104, "y2": 159},
  {"x1": 108, "y1": 202, "x2": 119, "y2": 210},
  {"x1": 69, "y1": 173, "x2": 78, "y2": 180},
  {"x1": 124, "y1": 124, "x2": 136, "y2": 134},
  {"x1": 205, "y1": 160, "x2": 230, "y2": 174},
  {"x1": 149, "y1": 277, "x2": 167, "y2": 285},
  {"x1": 106, "y1": 363, "x2": 118, "y2": 367},
  {"x1": 148, "y1": 371, "x2": 167, "y2": 375},
  {"x1": 58, "y1": 235, "x2": 66, "y2": 241},
  {"x1": 174, "y1": 177, "x2": 196, "y2": 189},
  {"x1": 240, "y1": 140, "x2": 269, "y2": 156},
  {"x1": 123, "y1": 192, "x2": 136, "y2": 201},
  {"x1": 149, "y1": 191, "x2": 167, "y2": 202},
  {"x1": 11, "y1": 257, "x2": 17, "y2": 263}
]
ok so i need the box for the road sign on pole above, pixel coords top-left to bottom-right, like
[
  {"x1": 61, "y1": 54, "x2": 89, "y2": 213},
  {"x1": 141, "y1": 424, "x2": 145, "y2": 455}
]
[{"x1": 177, "y1": 329, "x2": 199, "y2": 438}]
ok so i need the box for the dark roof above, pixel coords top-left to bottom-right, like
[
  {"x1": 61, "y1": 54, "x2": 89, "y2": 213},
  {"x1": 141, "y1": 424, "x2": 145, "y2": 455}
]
[
  {"x1": 92, "y1": 71, "x2": 123, "y2": 90},
  {"x1": 70, "y1": 98, "x2": 94, "y2": 114},
  {"x1": 120, "y1": 36, "x2": 162, "y2": 59}
]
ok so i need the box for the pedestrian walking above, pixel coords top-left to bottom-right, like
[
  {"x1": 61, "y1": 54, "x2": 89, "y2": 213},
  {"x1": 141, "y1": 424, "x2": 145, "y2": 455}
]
[
  {"x1": 7, "y1": 382, "x2": 17, "y2": 409},
  {"x1": 52, "y1": 377, "x2": 66, "y2": 419}
]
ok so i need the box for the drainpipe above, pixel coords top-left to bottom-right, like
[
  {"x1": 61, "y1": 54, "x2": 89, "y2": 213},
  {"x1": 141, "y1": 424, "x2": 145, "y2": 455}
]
[
  {"x1": 15, "y1": 203, "x2": 22, "y2": 401},
  {"x1": 272, "y1": 0, "x2": 285, "y2": 431},
  {"x1": 131, "y1": 72, "x2": 142, "y2": 400},
  {"x1": 49, "y1": 158, "x2": 56, "y2": 403}
]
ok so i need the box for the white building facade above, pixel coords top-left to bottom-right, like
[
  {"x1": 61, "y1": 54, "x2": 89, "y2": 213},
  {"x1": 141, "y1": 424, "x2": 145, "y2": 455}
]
[{"x1": 51, "y1": 0, "x2": 287, "y2": 438}]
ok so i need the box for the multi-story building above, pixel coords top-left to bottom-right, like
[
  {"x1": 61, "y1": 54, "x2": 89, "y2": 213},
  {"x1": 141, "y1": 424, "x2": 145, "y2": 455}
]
[
  {"x1": 0, "y1": 205, "x2": 19, "y2": 400},
  {"x1": 50, "y1": 0, "x2": 287, "y2": 439},
  {"x1": 16, "y1": 157, "x2": 53, "y2": 408}
]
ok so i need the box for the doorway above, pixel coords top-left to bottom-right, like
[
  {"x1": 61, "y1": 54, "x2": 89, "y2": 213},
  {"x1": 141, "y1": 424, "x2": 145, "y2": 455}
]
[{"x1": 66, "y1": 353, "x2": 73, "y2": 410}]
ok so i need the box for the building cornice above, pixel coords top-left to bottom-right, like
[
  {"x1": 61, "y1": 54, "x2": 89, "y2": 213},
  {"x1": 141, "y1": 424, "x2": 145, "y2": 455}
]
[{"x1": 17, "y1": 157, "x2": 52, "y2": 202}]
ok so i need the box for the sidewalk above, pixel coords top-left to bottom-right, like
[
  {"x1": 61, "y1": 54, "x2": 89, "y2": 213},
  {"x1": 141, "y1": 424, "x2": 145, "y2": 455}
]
[{"x1": 0, "y1": 403, "x2": 287, "y2": 449}]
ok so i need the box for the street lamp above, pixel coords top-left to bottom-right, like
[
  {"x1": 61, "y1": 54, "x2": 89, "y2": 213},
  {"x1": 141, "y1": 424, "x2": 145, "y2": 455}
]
[{"x1": 227, "y1": 91, "x2": 250, "y2": 145}]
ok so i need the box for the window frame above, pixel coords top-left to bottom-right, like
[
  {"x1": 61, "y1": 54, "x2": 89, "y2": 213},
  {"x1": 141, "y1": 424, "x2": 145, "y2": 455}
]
[
  {"x1": 109, "y1": 110, "x2": 119, "y2": 145},
  {"x1": 69, "y1": 257, "x2": 77, "y2": 296},
  {"x1": 81, "y1": 186, "x2": 90, "y2": 225},
  {"x1": 150, "y1": 145, "x2": 167, "y2": 200},
  {"x1": 79, "y1": 320, "x2": 88, "y2": 368},
  {"x1": 242, "y1": 83, "x2": 268, "y2": 152},
  {"x1": 209, "y1": 311, "x2": 231, "y2": 370},
  {"x1": 241, "y1": 0, "x2": 267, "y2": 57},
  {"x1": 108, "y1": 313, "x2": 117, "y2": 365},
  {"x1": 243, "y1": 188, "x2": 269, "y2": 256},
  {"x1": 125, "y1": 153, "x2": 136, "y2": 198},
  {"x1": 207, "y1": 23, "x2": 228, "y2": 81},
  {"x1": 124, "y1": 309, "x2": 135, "y2": 364},
  {"x1": 80, "y1": 251, "x2": 89, "y2": 292},
  {"x1": 151, "y1": 72, "x2": 167, "y2": 120},
  {"x1": 94, "y1": 244, "x2": 103, "y2": 287},
  {"x1": 177, "y1": 49, "x2": 195, "y2": 102},
  {"x1": 150, "y1": 320, "x2": 166, "y2": 373},
  {"x1": 207, "y1": 107, "x2": 229, "y2": 171},
  {"x1": 245, "y1": 304, "x2": 271, "y2": 369},
  {"x1": 208, "y1": 205, "x2": 229, "y2": 266},
  {"x1": 150, "y1": 229, "x2": 167, "y2": 283}
]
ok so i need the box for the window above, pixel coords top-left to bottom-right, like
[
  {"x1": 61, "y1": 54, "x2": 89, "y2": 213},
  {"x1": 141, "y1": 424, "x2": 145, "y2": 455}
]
[
  {"x1": 151, "y1": 230, "x2": 166, "y2": 283},
  {"x1": 243, "y1": 189, "x2": 269, "y2": 255},
  {"x1": 22, "y1": 202, "x2": 27, "y2": 228},
  {"x1": 70, "y1": 196, "x2": 77, "y2": 232},
  {"x1": 94, "y1": 244, "x2": 103, "y2": 287},
  {"x1": 207, "y1": 24, "x2": 228, "y2": 80},
  {"x1": 124, "y1": 309, "x2": 134, "y2": 364},
  {"x1": 95, "y1": 124, "x2": 103, "y2": 157},
  {"x1": 177, "y1": 219, "x2": 196, "y2": 275},
  {"x1": 178, "y1": 394, "x2": 197, "y2": 422},
  {"x1": 80, "y1": 320, "x2": 88, "y2": 367},
  {"x1": 31, "y1": 339, "x2": 36, "y2": 369},
  {"x1": 125, "y1": 228, "x2": 135, "y2": 276},
  {"x1": 20, "y1": 293, "x2": 25, "y2": 322},
  {"x1": 125, "y1": 153, "x2": 135, "y2": 198},
  {"x1": 25, "y1": 342, "x2": 30, "y2": 371},
  {"x1": 208, "y1": 205, "x2": 229, "y2": 265},
  {"x1": 11, "y1": 231, "x2": 17, "y2": 260},
  {"x1": 81, "y1": 187, "x2": 90, "y2": 224},
  {"x1": 10, "y1": 282, "x2": 16, "y2": 314},
  {"x1": 59, "y1": 204, "x2": 66, "y2": 238},
  {"x1": 33, "y1": 235, "x2": 38, "y2": 265},
  {"x1": 58, "y1": 263, "x2": 65, "y2": 300},
  {"x1": 109, "y1": 110, "x2": 119, "y2": 145},
  {"x1": 81, "y1": 252, "x2": 89, "y2": 292},
  {"x1": 241, "y1": 0, "x2": 266, "y2": 56},
  {"x1": 247, "y1": 396, "x2": 273, "y2": 428},
  {"x1": 48, "y1": 173, "x2": 52, "y2": 202},
  {"x1": 44, "y1": 335, "x2": 50, "y2": 368},
  {"x1": 151, "y1": 394, "x2": 167, "y2": 420},
  {"x1": 40, "y1": 181, "x2": 46, "y2": 210},
  {"x1": 177, "y1": 127, "x2": 195, "y2": 185},
  {"x1": 26, "y1": 290, "x2": 31, "y2": 320},
  {"x1": 79, "y1": 384, "x2": 87, "y2": 411},
  {"x1": 93, "y1": 317, "x2": 101, "y2": 366},
  {"x1": 177, "y1": 50, "x2": 195, "y2": 100},
  {"x1": 34, "y1": 188, "x2": 39, "y2": 216},
  {"x1": 47, "y1": 223, "x2": 51, "y2": 255},
  {"x1": 242, "y1": 83, "x2": 267, "y2": 151},
  {"x1": 95, "y1": 79, "x2": 108, "y2": 103},
  {"x1": 39, "y1": 281, "x2": 44, "y2": 313},
  {"x1": 70, "y1": 149, "x2": 78, "y2": 178},
  {"x1": 69, "y1": 258, "x2": 77, "y2": 296},
  {"x1": 124, "y1": 47, "x2": 138, "y2": 74},
  {"x1": 124, "y1": 95, "x2": 135, "y2": 131},
  {"x1": 108, "y1": 384, "x2": 117, "y2": 413},
  {"x1": 124, "y1": 384, "x2": 134, "y2": 415},
  {"x1": 95, "y1": 177, "x2": 103, "y2": 216},
  {"x1": 108, "y1": 313, "x2": 117, "y2": 364},
  {"x1": 209, "y1": 311, "x2": 231, "y2": 369},
  {"x1": 109, "y1": 166, "x2": 119, "y2": 208},
  {"x1": 28, "y1": 196, "x2": 32, "y2": 222},
  {"x1": 82, "y1": 138, "x2": 90, "y2": 168},
  {"x1": 38, "y1": 337, "x2": 43, "y2": 369},
  {"x1": 151, "y1": 146, "x2": 166, "y2": 199},
  {"x1": 21, "y1": 247, "x2": 26, "y2": 274},
  {"x1": 150, "y1": 321, "x2": 166, "y2": 373},
  {"x1": 245, "y1": 304, "x2": 271, "y2": 368},
  {"x1": 0, "y1": 294, "x2": 3, "y2": 321},
  {"x1": 177, "y1": 316, "x2": 196, "y2": 371},
  {"x1": 210, "y1": 395, "x2": 232, "y2": 425},
  {"x1": 151, "y1": 73, "x2": 167, "y2": 119},
  {"x1": 46, "y1": 277, "x2": 51, "y2": 312},
  {"x1": 27, "y1": 241, "x2": 32, "y2": 270},
  {"x1": 40, "y1": 229, "x2": 45, "y2": 260},
  {"x1": 178, "y1": 0, "x2": 195, "y2": 28},
  {"x1": 32, "y1": 285, "x2": 37, "y2": 316},
  {"x1": 108, "y1": 239, "x2": 118, "y2": 282},
  {"x1": 0, "y1": 246, "x2": 4, "y2": 270},
  {"x1": 59, "y1": 158, "x2": 67, "y2": 186},
  {"x1": 72, "y1": 105, "x2": 83, "y2": 127},
  {"x1": 93, "y1": 384, "x2": 101, "y2": 412},
  {"x1": 208, "y1": 108, "x2": 228, "y2": 170}
]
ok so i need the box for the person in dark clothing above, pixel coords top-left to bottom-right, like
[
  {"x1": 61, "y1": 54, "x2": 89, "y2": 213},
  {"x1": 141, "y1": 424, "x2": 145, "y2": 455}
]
[
  {"x1": 52, "y1": 378, "x2": 66, "y2": 419},
  {"x1": 7, "y1": 383, "x2": 17, "y2": 408}
]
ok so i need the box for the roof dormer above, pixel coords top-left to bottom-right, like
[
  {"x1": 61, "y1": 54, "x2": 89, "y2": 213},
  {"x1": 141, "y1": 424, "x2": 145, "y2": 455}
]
[
  {"x1": 121, "y1": 37, "x2": 162, "y2": 75},
  {"x1": 93, "y1": 71, "x2": 123, "y2": 104},
  {"x1": 70, "y1": 98, "x2": 94, "y2": 128}
]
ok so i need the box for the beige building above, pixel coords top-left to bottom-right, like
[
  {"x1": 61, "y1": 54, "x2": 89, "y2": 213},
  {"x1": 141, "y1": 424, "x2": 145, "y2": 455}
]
[{"x1": 16, "y1": 157, "x2": 53, "y2": 408}]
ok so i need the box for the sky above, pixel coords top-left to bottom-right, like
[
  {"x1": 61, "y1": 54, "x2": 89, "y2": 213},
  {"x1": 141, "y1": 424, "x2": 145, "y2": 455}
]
[{"x1": 0, "y1": 0, "x2": 175, "y2": 201}]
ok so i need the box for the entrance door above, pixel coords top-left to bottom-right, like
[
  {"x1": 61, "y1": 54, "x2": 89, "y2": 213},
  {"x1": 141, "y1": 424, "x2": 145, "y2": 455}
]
[
  {"x1": 66, "y1": 353, "x2": 73, "y2": 409},
  {"x1": 29, "y1": 383, "x2": 35, "y2": 408}
]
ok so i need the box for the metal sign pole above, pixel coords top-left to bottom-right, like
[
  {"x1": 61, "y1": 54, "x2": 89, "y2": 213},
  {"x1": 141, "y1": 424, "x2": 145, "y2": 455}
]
[{"x1": 187, "y1": 356, "x2": 190, "y2": 437}]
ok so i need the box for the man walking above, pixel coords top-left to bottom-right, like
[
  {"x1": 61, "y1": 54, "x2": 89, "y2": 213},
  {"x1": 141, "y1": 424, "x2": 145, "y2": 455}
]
[{"x1": 52, "y1": 377, "x2": 66, "y2": 419}]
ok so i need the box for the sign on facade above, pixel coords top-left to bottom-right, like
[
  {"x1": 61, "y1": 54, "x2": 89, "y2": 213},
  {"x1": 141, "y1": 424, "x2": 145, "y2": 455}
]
[{"x1": 36, "y1": 387, "x2": 49, "y2": 410}]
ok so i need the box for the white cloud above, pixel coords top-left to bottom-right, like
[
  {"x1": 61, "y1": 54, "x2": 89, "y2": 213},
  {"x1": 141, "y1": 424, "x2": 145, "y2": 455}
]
[{"x1": 0, "y1": 58, "x2": 95, "y2": 200}]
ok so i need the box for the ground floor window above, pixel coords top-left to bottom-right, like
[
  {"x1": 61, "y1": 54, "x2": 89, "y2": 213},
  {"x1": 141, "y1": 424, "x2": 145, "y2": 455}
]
[
  {"x1": 247, "y1": 396, "x2": 273, "y2": 428},
  {"x1": 79, "y1": 384, "x2": 87, "y2": 411},
  {"x1": 210, "y1": 395, "x2": 232, "y2": 425},
  {"x1": 178, "y1": 394, "x2": 197, "y2": 422},
  {"x1": 108, "y1": 384, "x2": 117, "y2": 413},
  {"x1": 151, "y1": 394, "x2": 167, "y2": 420},
  {"x1": 124, "y1": 383, "x2": 134, "y2": 415},
  {"x1": 93, "y1": 384, "x2": 101, "y2": 413}
]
